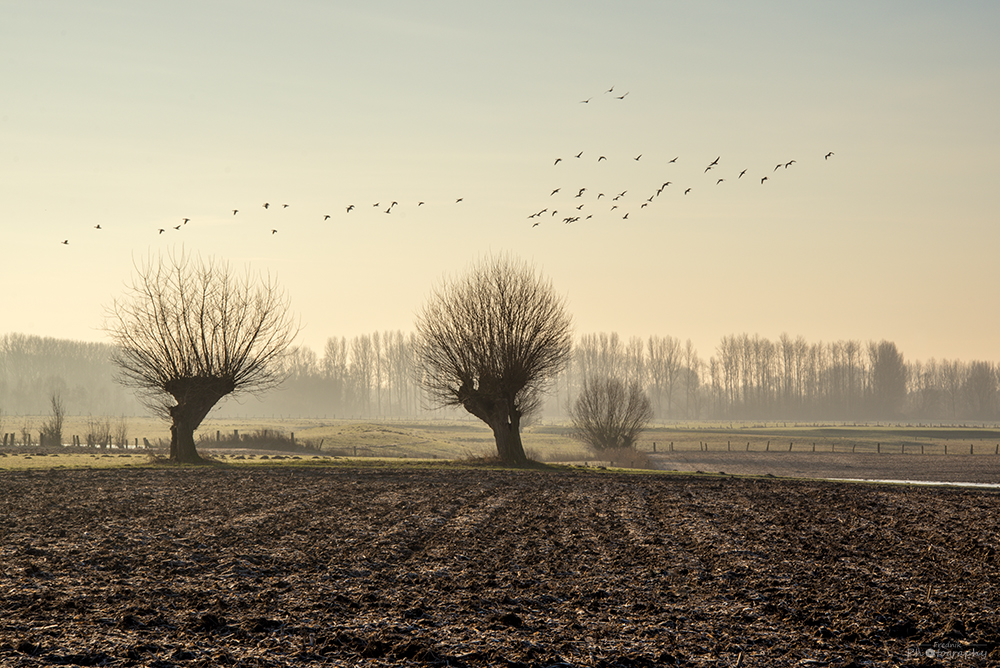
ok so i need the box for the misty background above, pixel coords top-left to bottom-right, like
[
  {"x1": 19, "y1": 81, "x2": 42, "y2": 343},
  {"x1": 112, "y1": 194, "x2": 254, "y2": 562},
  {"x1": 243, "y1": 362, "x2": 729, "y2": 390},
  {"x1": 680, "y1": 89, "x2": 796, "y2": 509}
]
[{"x1": 2, "y1": 331, "x2": 997, "y2": 423}]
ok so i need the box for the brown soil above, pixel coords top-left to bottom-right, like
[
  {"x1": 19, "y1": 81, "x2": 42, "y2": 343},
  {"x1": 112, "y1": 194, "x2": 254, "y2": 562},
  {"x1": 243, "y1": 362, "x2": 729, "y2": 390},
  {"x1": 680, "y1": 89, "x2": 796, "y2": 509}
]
[{"x1": 1, "y1": 465, "x2": 997, "y2": 667}]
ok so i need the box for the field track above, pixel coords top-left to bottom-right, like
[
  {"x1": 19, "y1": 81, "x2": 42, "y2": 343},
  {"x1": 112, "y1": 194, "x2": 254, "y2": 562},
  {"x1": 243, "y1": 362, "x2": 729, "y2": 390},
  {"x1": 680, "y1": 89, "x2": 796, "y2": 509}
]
[
  {"x1": 651, "y1": 451, "x2": 1000, "y2": 485},
  {"x1": 1, "y1": 465, "x2": 997, "y2": 666}
]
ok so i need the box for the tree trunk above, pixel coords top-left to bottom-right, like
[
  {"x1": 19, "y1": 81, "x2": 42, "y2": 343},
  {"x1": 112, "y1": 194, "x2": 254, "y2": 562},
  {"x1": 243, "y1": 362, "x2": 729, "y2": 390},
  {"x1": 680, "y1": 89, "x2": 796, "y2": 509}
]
[
  {"x1": 457, "y1": 381, "x2": 529, "y2": 465},
  {"x1": 490, "y1": 416, "x2": 527, "y2": 466},
  {"x1": 166, "y1": 377, "x2": 235, "y2": 463},
  {"x1": 169, "y1": 421, "x2": 203, "y2": 463}
]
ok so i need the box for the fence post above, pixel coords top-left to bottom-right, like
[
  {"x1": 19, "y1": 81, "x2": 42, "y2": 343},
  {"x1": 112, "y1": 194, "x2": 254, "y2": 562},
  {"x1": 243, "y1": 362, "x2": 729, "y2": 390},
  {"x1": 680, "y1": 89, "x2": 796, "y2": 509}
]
[{"x1": 789, "y1": 442, "x2": 792, "y2": 452}]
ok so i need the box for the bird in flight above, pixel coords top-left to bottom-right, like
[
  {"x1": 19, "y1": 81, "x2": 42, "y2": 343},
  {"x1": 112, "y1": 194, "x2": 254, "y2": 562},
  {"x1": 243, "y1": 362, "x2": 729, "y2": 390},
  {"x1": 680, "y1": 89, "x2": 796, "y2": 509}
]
[
  {"x1": 668, "y1": 157, "x2": 678, "y2": 163},
  {"x1": 634, "y1": 154, "x2": 642, "y2": 161},
  {"x1": 606, "y1": 85, "x2": 614, "y2": 93},
  {"x1": 391, "y1": 201, "x2": 398, "y2": 208},
  {"x1": 761, "y1": 176, "x2": 768, "y2": 184},
  {"x1": 158, "y1": 228, "x2": 165, "y2": 234},
  {"x1": 385, "y1": 207, "x2": 392, "y2": 214},
  {"x1": 346, "y1": 205, "x2": 355, "y2": 212},
  {"x1": 324, "y1": 214, "x2": 331, "y2": 220},
  {"x1": 182, "y1": 218, "x2": 190, "y2": 224},
  {"x1": 784, "y1": 160, "x2": 796, "y2": 168},
  {"x1": 283, "y1": 204, "x2": 289, "y2": 208},
  {"x1": 61, "y1": 239, "x2": 69, "y2": 245},
  {"x1": 554, "y1": 158, "x2": 562, "y2": 165},
  {"x1": 598, "y1": 155, "x2": 607, "y2": 162},
  {"x1": 456, "y1": 198, "x2": 463, "y2": 203},
  {"x1": 575, "y1": 151, "x2": 583, "y2": 158},
  {"x1": 825, "y1": 152, "x2": 834, "y2": 159},
  {"x1": 174, "y1": 224, "x2": 182, "y2": 230},
  {"x1": 616, "y1": 92, "x2": 629, "y2": 99},
  {"x1": 622, "y1": 213, "x2": 629, "y2": 219},
  {"x1": 739, "y1": 169, "x2": 747, "y2": 179},
  {"x1": 532, "y1": 222, "x2": 539, "y2": 228},
  {"x1": 684, "y1": 188, "x2": 691, "y2": 194},
  {"x1": 263, "y1": 203, "x2": 269, "y2": 209},
  {"x1": 232, "y1": 210, "x2": 238, "y2": 215},
  {"x1": 551, "y1": 188, "x2": 561, "y2": 196},
  {"x1": 576, "y1": 188, "x2": 586, "y2": 197},
  {"x1": 580, "y1": 98, "x2": 592, "y2": 104},
  {"x1": 774, "y1": 164, "x2": 783, "y2": 171},
  {"x1": 717, "y1": 179, "x2": 725, "y2": 185},
  {"x1": 272, "y1": 229, "x2": 278, "y2": 234},
  {"x1": 94, "y1": 224, "x2": 101, "y2": 229},
  {"x1": 418, "y1": 201, "x2": 425, "y2": 206}
]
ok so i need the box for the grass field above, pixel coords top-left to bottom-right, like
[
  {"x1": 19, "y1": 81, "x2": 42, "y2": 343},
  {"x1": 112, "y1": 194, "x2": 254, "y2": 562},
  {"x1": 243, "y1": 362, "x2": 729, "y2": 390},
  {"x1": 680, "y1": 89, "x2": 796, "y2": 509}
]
[{"x1": 3, "y1": 415, "x2": 1000, "y2": 471}]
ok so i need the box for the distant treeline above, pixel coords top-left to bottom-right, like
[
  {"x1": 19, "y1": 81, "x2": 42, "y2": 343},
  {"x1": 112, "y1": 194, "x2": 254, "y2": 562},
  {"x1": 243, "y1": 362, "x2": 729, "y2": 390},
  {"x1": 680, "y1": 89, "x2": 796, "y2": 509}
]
[
  {"x1": 2, "y1": 331, "x2": 998, "y2": 422},
  {"x1": 0, "y1": 334, "x2": 142, "y2": 417}
]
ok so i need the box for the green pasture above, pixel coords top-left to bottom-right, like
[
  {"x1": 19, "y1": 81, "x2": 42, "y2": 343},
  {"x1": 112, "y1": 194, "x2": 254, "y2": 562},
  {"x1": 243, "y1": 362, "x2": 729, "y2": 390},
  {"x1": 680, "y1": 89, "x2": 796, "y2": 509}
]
[{"x1": 2, "y1": 416, "x2": 999, "y2": 470}]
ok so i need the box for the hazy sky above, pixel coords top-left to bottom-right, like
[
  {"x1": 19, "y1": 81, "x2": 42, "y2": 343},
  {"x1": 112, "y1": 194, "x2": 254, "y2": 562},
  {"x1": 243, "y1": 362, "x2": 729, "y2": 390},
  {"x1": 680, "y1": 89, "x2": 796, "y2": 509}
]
[{"x1": 3, "y1": 1, "x2": 998, "y2": 364}]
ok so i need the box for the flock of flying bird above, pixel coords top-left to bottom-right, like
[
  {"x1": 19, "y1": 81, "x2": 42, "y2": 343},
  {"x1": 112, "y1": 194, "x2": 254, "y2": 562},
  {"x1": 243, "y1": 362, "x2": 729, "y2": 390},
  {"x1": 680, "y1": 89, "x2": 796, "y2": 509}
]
[
  {"x1": 527, "y1": 150, "x2": 835, "y2": 228},
  {"x1": 59, "y1": 196, "x2": 467, "y2": 245},
  {"x1": 58, "y1": 84, "x2": 833, "y2": 244},
  {"x1": 527, "y1": 85, "x2": 835, "y2": 228}
]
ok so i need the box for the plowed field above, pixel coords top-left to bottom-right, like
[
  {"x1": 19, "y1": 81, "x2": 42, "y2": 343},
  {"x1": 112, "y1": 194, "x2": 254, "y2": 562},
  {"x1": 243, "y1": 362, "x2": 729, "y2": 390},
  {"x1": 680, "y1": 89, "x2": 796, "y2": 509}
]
[{"x1": 1, "y1": 465, "x2": 997, "y2": 667}]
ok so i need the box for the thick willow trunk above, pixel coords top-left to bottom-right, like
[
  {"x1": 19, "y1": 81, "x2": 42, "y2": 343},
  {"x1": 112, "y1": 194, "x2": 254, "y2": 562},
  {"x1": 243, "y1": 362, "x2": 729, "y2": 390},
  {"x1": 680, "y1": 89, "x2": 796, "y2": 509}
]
[
  {"x1": 166, "y1": 377, "x2": 235, "y2": 463},
  {"x1": 457, "y1": 380, "x2": 528, "y2": 465},
  {"x1": 490, "y1": 416, "x2": 527, "y2": 465}
]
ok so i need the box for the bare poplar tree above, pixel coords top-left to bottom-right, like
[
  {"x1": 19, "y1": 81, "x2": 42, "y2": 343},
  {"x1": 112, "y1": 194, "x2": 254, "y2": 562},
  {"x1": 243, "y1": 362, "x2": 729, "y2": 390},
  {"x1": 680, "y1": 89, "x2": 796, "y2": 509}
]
[
  {"x1": 414, "y1": 255, "x2": 572, "y2": 465},
  {"x1": 105, "y1": 253, "x2": 296, "y2": 463},
  {"x1": 568, "y1": 375, "x2": 653, "y2": 452}
]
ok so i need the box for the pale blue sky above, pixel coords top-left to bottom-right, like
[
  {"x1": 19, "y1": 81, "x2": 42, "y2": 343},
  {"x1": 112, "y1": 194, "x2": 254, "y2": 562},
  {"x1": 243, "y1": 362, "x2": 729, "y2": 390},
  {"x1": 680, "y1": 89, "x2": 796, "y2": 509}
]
[{"x1": 2, "y1": 1, "x2": 998, "y2": 363}]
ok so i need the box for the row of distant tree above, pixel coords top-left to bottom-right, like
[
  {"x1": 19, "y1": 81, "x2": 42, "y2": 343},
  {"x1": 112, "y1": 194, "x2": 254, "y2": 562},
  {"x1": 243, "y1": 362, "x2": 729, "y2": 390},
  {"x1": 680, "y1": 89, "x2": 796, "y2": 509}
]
[{"x1": 1, "y1": 330, "x2": 998, "y2": 421}]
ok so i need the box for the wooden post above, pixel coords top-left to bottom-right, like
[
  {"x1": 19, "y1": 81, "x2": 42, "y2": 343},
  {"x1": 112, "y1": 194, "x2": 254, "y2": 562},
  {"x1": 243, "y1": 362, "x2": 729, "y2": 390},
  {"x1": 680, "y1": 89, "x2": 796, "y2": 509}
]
[
  {"x1": 766, "y1": 440, "x2": 770, "y2": 451},
  {"x1": 877, "y1": 442, "x2": 880, "y2": 454},
  {"x1": 652, "y1": 442, "x2": 656, "y2": 453},
  {"x1": 789, "y1": 442, "x2": 792, "y2": 452}
]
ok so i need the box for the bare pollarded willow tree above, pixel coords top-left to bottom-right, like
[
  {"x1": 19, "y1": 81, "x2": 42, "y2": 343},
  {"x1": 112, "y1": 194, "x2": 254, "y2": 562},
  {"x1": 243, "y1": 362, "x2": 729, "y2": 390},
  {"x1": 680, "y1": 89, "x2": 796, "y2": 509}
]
[
  {"x1": 414, "y1": 254, "x2": 573, "y2": 465},
  {"x1": 568, "y1": 375, "x2": 653, "y2": 452},
  {"x1": 105, "y1": 252, "x2": 296, "y2": 463}
]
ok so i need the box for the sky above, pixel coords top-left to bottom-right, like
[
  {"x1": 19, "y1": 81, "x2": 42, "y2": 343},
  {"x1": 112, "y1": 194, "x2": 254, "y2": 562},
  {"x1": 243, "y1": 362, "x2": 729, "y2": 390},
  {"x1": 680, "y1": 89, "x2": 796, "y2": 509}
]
[{"x1": 2, "y1": 1, "x2": 999, "y2": 364}]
